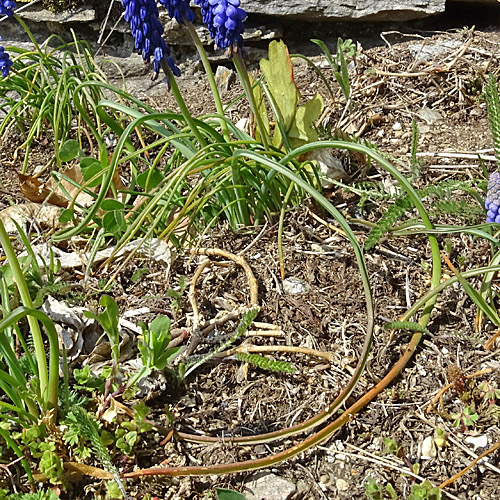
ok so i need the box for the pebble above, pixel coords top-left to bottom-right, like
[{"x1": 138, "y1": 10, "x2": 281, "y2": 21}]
[
  {"x1": 243, "y1": 473, "x2": 296, "y2": 500},
  {"x1": 336, "y1": 478, "x2": 350, "y2": 491},
  {"x1": 282, "y1": 277, "x2": 310, "y2": 294},
  {"x1": 421, "y1": 435, "x2": 437, "y2": 459}
]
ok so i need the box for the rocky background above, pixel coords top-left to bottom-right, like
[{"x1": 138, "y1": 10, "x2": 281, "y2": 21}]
[{"x1": 0, "y1": 0, "x2": 499, "y2": 81}]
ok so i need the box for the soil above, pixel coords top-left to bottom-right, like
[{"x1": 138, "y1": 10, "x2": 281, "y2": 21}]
[{"x1": 2, "y1": 22, "x2": 500, "y2": 500}]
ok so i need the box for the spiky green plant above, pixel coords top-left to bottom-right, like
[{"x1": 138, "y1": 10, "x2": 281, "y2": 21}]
[
  {"x1": 485, "y1": 73, "x2": 500, "y2": 168},
  {"x1": 235, "y1": 352, "x2": 295, "y2": 373}
]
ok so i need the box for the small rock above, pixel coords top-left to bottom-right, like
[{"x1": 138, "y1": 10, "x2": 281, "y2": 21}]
[
  {"x1": 416, "y1": 107, "x2": 443, "y2": 124},
  {"x1": 465, "y1": 435, "x2": 488, "y2": 451},
  {"x1": 215, "y1": 65, "x2": 236, "y2": 95},
  {"x1": 336, "y1": 478, "x2": 350, "y2": 491},
  {"x1": 282, "y1": 277, "x2": 310, "y2": 294},
  {"x1": 392, "y1": 122, "x2": 402, "y2": 131},
  {"x1": 418, "y1": 124, "x2": 431, "y2": 135},
  {"x1": 243, "y1": 472, "x2": 296, "y2": 500},
  {"x1": 409, "y1": 40, "x2": 461, "y2": 63},
  {"x1": 421, "y1": 435, "x2": 437, "y2": 459}
]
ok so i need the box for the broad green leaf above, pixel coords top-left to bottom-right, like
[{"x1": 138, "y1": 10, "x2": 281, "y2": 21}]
[
  {"x1": 96, "y1": 295, "x2": 120, "y2": 344},
  {"x1": 80, "y1": 158, "x2": 104, "y2": 188},
  {"x1": 260, "y1": 40, "x2": 300, "y2": 140},
  {"x1": 288, "y1": 93, "x2": 324, "y2": 148},
  {"x1": 101, "y1": 199, "x2": 124, "y2": 211},
  {"x1": 59, "y1": 139, "x2": 80, "y2": 162},
  {"x1": 150, "y1": 315, "x2": 171, "y2": 340},
  {"x1": 249, "y1": 73, "x2": 269, "y2": 142},
  {"x1": 59, "y1": 208, "x2": 74, "y2": 224},
  {"x1": 137, "y1": 168, "x2": 164, "y2": 191},
  {"x1": 103, "y1": 210, "x2": 126, "y2": 236},
  {"x1": 216, "y1": 488, "x2": 247, "y2": 500}
]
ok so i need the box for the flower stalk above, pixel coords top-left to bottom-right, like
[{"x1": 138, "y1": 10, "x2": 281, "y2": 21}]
[{"x1": 184, "y1": 20, "x2": 230, "y2": 142}]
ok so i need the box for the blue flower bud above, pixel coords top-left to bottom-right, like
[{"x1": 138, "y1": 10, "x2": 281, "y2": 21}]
[
  {"x1": 0, "y1": 40, "x2": 13, "y2": 77},
  {"x1": 121, "y1": 0, "x2": 180, "y2": 78},
  {"x1": 0, "y1": 0, "x2": 16, "y2": 17},
  {"x1": 158, "y1": 0, "x2": 195, "y2": 25},
  {"x1": 194, "y1": 0, "x2": 246, "y2": 54},
  {"x1": 486, "y1": 172, "x2": 500, "y2": 223}
]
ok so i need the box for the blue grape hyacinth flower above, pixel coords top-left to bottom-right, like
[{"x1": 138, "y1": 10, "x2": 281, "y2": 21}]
[
  {"x1": 0, "y1": 0, "x2": 16, "y2": 17},
  {"x1": 195, "y1": 0, "x2": 246, "y2": 54},
  {"x1": 121, "y1": 0, "x2": 180, "y2": 78},
  {"x1": 158, "y1": 0, "x2": 195, "y2": 25},
  {"x1": 0, "y1": 39, "x2": 13, "y2": 77},
  {"x1": 486, "y1": 172, "x2": 500, "y2": 223}
]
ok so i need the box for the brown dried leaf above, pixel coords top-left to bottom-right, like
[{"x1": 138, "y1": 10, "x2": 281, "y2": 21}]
[
  {"x1": 17, "y1": 173, "x2": 69, "y2": 208},
  {"x1": 0, "y1": 203, "x2": 63, "y2": 233}
]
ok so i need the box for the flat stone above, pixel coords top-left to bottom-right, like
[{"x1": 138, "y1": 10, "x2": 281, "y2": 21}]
[
  {"x1": 416, "y1": 107, "x2": 443, "y2": 124},
  {"x1": 243, "y1": 473, "x2": 296, "y2": 500},
  {"x1": 18, "y1": 5, "x2": 96, "y2": 23},
  {"x1": 409, "y1": 40, "x2": 462, "y2": 63},
  {"x1": 241, "y1": 0, "x2": 445, "y2": 21},
  {"x1": 282, "y1": 277, "x2": 310, "y2": 294}
]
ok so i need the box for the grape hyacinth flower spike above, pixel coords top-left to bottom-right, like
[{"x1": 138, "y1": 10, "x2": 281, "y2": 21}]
[
  {"x1": 486, "y1": 172, "x2": 500, "y2": 223},
  {"x1": 121, "y1": 0, "x2": 180, "y2": 79},
  {"x1": 158, "y1": 0, "x2": 195, "y2": 24},
  {"x1": 195, "y1": 0, "x2": 247, "y2": 55},
  {"x1": 0, "y1": 0, "x2": 16, "y2": 17},
  {"x1": 0, "y1": 38, "x2": 13, "y2": 77}
]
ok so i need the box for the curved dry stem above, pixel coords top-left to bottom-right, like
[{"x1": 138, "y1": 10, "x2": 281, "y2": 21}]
[
  {"x1": 183, "y1": 247, "x2": 259, "y2": 358},
  {"x1": 189, "y1": 248, "x2": 259, "y2": 305}
]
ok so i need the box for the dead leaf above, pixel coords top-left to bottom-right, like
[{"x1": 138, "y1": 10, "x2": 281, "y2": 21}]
[
  {"x1": 18, "y1": 173, "x2": 69, "y2": 208},
  {"x1": 0, "y1": 203, "x2": 64, "y2": 233}
]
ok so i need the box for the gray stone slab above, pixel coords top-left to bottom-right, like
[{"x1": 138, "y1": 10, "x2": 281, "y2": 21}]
[
  {"x1": 18, "y1": 5, "x2": 96, "y2": 23},
  {"x1": 241, "y1": 0, "x2": 446, "y2": 21}
]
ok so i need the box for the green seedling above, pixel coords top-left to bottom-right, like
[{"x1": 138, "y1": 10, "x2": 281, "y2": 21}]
[
  {"x1": 364, "y1": 478, "x2": 397, "y2": 500},
  {"x1": 115, "y1": 402, "x2": 153, "y2": 455},
  {"x1": 407, "y1": 480, "x2": 441, "y2": 500},
  {"x1": 127, "y1": 315, "x2": 182, "y2": 389},
  {"x1": 453, "y1": 404, "x2": 479, "y2": 430}
]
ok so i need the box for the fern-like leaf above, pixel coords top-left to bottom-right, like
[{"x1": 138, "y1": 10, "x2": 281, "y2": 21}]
[
  {"x1": 485, "y1": 73, "x2": 500, "y2": 167},
  {"x1": 68, "y1": 406, "x2": 126, "y2": 497},
  {"x1": 365, "y1": 196, "x2": 413, "y2": 250},
  {"x1": 384, "y1": 321, "x2": 430, "y2": 335},
  {"x1": 235, "y1": 352, "x2": 295, "y2": 373}
]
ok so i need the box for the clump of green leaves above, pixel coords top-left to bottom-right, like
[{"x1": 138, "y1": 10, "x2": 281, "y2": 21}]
[
  {"x1": 452, "y1": 404, "x2": 479, "y2": 429},
  {"x1": 181, "y1": 308, "x2": 259, "y2": 379},
  {"x1": 364, "y1": 478, "x2": 397, "y2": 500},
  {"x1": 114, "y1": 402, "x2": 153, "y2": 455},
  {"x1": 13, "y1": 424, "x2": 64, "y2": 486},
  {"x1": 64, "y1": 406, "x2": 125, "y2": 496},
  {"x1": 2, "y1": 491, "x2": 60, "y2": 500},
  {"x1": 128, "y1": 315, "x2": 182, "y2": 389},
  {"x1": 484, "y1": 73, "x2": 500, "y2": 167},
  {"x1": 311, "y1": 38, "x2": 354, "y2": 103},
  {"x1": 364, "y1": 179, "x2": 484, "y2": 250},
  {"x1": 407, "y1": 481, "x2": 441, "y2": 500}
]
